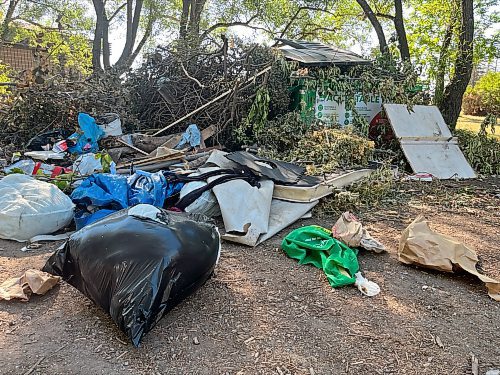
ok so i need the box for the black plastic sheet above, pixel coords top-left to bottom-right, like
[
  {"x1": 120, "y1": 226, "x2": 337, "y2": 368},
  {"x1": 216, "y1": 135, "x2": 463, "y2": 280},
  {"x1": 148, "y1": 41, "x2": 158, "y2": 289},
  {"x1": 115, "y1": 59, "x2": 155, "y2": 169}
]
[{"x1": 43, "y1": 205, "x2": 220, "y2": 346}]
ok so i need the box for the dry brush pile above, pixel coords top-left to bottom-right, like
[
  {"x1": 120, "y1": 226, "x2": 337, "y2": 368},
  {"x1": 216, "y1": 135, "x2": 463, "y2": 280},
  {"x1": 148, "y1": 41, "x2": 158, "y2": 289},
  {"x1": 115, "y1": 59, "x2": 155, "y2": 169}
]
[{"x1": 126, "y1": 39, "x2": 292, "y2": 146}]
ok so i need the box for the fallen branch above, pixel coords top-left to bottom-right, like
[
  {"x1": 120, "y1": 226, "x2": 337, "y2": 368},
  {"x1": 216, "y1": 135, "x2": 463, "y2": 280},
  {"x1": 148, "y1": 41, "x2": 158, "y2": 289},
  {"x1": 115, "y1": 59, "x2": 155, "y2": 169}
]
[
  {"x1": 116, "y1": 138, "x2": 149, "y2": 156},
  {"x1": 152, "y1": 66, "x2": 272, "y2": 136}
]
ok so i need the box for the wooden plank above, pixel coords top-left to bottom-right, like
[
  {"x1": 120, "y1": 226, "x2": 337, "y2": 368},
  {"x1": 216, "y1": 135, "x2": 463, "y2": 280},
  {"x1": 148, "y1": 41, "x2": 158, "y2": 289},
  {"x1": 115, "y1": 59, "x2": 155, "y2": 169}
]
[
  {"x1": 384, "y1": 104, "x2": 475, "y2": 179},
  {"x1": 384, "y1": 104, "x2": 452, "y2": 138}
]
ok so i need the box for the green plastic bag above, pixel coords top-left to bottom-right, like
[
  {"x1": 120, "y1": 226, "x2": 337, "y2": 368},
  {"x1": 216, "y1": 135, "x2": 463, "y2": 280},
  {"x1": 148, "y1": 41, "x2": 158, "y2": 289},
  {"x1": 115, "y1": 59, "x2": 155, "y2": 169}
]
[{"x1": 281, "y1": 225, "x2": 360, "y2": 288}]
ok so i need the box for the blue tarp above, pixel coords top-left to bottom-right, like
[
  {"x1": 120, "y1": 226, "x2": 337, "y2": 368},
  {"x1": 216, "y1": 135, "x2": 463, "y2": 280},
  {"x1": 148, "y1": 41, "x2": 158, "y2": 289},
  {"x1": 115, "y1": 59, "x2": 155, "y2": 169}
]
[
  {"x1": 71, "y1": 170, "x2": 185, "y2": 228},
  {"x1": 71, "y1": 173, "x2": 129, "y2": 209},
  {"x1": 128, "y1": 171, "x2": 167, "y2": 207},
  {"x1": 175, "y1": 124, "x2": 201, "y2": 149},
  {"x1": 68, "y1": 113, "x2": 105, "y2": 154}
]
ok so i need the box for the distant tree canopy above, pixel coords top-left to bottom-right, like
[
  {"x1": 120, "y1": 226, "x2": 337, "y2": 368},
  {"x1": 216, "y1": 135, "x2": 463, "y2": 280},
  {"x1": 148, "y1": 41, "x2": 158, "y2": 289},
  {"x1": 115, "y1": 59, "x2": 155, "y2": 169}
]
[
  {"x1": 463, "y1": 71, "x2": 500, "y2": 115},
  {"x1": 0, "y1": 0, "x2": 93, "y2": 74}
]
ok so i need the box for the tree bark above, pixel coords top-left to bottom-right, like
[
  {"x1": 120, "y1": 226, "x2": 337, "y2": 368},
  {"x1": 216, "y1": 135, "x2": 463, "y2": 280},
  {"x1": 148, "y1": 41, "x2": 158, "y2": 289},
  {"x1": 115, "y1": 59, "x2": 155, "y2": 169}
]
[
  {"x1": 439, "y1": 0, "x2": 474, "y2": 130},
  {"x1": 186, "y1": 0, "x2": 206, "y2": 47},
  {"x1": 179, "y1": 0, "x2": 190, "y2": 40},
  {"x1": 393, "y1": 0, "x2": 410, "y2": 61},
  {"x1": 434, "y1": 21, "x2": 455, "y2": 107},
  {"x1": 115, "y1": 0, "x2": 144, "y2": 69},
  {"x1": 1, "y1": 0, "x2": 20, "y2": 41},
  {"x1": 102, "y1": 18, "x2": 111, "y2": 70},
  {"x1": 356, "y1": 0, "x2": 388, "y2": 55},
  {"x1": 91, "y1": 0, "x2": 105, "y2": 72}
]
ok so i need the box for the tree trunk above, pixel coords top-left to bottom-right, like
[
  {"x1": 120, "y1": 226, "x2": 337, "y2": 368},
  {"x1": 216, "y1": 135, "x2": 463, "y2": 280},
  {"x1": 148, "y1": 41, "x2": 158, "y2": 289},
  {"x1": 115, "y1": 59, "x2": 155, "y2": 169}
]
[
  {"x1": 439, "y1": 0, "x2": 474, "y2": 131},
  {"x1": 115, "y1": 0, "x2": 144, "y2": 69},
  {"x1": 188, "y1": 0, "x2": 206, "y2": 37},
  {"x1": 393, "y1": 0, "x2": 410, "y2": 61},
  {"x1": 102, "y1": 18, "x2": 111, "y2": 70},
  {"x1": 91, "y1": 0, "x2": 106, "y2": 72},
  {"x1": 356, "y1": 0, "x2": 389, "y2": 55},
  {"x1": 179, "y1": 0, "x2": 191, "y2": 40},
  {"x1": 434, "y1": 21, "x2": 455, "y2": 107},
  {"x1": 1, "y1": 0, "x2": 20, "y2": 41}
]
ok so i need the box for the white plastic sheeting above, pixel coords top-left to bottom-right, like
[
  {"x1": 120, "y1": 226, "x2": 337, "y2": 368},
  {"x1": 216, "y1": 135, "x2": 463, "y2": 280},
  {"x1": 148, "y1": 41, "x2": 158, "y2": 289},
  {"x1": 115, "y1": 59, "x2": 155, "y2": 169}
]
[
  {"x1": 179, "y1": 180, "x2": 221, "y2": 217},
  {"x1": 212, "y1": 179, "x2": 274, "y2": 246}
]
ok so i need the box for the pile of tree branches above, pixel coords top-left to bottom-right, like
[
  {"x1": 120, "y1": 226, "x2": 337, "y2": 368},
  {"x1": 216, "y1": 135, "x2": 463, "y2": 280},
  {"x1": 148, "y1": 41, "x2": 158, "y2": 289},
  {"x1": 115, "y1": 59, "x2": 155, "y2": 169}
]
[
  {"x1": 0, "y1": 73, "x2": 138, "y2": 150},
  {"x1": 126, "y1": 38, "x2": 291, "y2": 146}
]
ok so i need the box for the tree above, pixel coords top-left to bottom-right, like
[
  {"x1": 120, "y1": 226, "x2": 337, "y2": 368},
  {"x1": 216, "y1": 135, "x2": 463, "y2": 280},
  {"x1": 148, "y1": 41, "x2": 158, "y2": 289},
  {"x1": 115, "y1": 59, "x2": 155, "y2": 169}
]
[
  {"x1": 355, "y1": 0, "x2": 388, "y2": 54},
  {"x1": 0, "y1": 0, "x2": 93, "y2": 73},
  {"x1": 439, "y1": 0, "x2": 474, "y2": 130},
  {"x1": 90, "y1": 0, "x2": 157, "y2": 73},
  {"x1": 353, "y1": 0, "x2": 410, "y2": 60},
  {"x1": 407, "y1": 0, "x2": 497, "y2": 107}
]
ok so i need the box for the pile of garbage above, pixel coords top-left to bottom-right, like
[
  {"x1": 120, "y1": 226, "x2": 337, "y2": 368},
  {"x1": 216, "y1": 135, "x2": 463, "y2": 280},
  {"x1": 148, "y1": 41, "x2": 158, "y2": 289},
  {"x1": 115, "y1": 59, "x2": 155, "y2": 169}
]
[
  {"x1": 1, "y1": 41, "x2": 497, "y2": 349},
  {"x1": 0, "y1": 108, "x2": 389, "y2": 345},
  {"x1": 2, "y1": 108, "x2": 499, "y2": 349},
  {"x1": 127, "y1": 40, "x2": 291, "y2": 140}
]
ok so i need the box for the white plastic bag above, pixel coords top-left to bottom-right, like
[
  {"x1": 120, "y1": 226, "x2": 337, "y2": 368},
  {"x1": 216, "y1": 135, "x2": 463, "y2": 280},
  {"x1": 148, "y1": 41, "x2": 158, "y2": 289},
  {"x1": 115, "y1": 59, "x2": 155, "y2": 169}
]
[
  {"x1": 97, "y1": 113, "x2": 122, "y2": 137},
  {"x1": 73, "y1": 153, "x2": 103, "y2": 175},
  {"x1": 0, "y1": 174, "x2": 75, "y2": 242},
  {"x1": 354, "y1": 272, "x2": 381, "y2": 297}
]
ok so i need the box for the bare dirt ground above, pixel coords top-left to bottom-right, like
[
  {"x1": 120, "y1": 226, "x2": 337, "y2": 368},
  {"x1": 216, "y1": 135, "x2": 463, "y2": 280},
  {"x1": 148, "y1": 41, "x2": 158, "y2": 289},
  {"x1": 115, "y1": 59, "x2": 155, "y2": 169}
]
[{"x1": 0, "y1": 177, "x2": 499, "y2": 375}]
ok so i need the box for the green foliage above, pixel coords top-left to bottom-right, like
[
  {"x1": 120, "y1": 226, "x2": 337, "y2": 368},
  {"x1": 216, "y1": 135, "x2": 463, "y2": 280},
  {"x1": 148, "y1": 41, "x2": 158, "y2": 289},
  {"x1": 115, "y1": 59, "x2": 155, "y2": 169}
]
[
  {"x1": 463, "y1": 72, "x2": 500, "y2": 116},
  {"x1": 236, "y1": 87, "x2": 270, "y2": 143},
  {"x1": 316, "y1": 165, "x2": 395, "y2": 216},
  {"x1": 406, "y1": 0, "x2": 498, "y2": 96},
  {"x1": 296, "y1": 56, "x2": 421, "y2": 135},
  {"x1": 455, "y1": 123, "x2": 499, "y2": 175},
  {"x1": 0, "y1": 63, "x2": 12, "y2": 94},
  {"x1": 1, "y1": 0, "x2": 93, "y2": 74},
  {"x1": 255, "y1": 112, "x2": 309, "y2": 153},
  {"x1": 260, "y1": 125, "x2": 375, "y2": 175}
]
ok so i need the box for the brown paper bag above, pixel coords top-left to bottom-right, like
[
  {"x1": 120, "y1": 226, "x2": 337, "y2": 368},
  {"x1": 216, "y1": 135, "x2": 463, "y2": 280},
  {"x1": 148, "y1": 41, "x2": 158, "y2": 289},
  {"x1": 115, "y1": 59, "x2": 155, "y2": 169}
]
[
  {"x1": 0, "y1": 270, "x2": 60, "y2": 301},
  {"x1": 332, "y1": 212, "x2": 386, "y2": 253},
  {"x1": 399, "y1": 215, "x2": 500, "y2": 301}
]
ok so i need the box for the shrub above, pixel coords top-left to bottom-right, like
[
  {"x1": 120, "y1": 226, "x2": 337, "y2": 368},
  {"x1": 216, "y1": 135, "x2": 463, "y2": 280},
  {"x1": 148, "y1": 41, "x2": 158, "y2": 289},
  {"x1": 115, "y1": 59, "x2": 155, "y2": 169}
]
[
  {"x1": 462, "y1": 72, "x2": 500, "y2": 116},
  {"x1": 455, "y1": 128, "x2": 499, "y2": 175}
]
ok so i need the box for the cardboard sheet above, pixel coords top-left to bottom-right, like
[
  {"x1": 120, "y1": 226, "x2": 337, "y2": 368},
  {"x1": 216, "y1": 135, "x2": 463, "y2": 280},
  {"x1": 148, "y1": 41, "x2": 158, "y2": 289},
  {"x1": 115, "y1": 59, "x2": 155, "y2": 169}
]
[
  {"x1": 272, "y1": 169, "x2": 373, "y2": 202},
  {"x1": 399, "y1": 216, "x2": 500, "y2": 301}
]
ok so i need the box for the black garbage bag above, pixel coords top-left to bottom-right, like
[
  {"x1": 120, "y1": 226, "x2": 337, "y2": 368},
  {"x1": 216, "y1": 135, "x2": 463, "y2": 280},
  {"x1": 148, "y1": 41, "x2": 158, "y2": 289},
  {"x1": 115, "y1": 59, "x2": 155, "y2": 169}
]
[{"x1": 42, "y1": 204, "x2": 220, "y2": 347}]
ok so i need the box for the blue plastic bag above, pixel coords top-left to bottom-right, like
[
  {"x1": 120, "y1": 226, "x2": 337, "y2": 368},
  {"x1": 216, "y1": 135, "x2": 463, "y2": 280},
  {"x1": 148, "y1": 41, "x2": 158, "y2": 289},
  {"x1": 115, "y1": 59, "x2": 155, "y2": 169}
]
[
  {"x1": 71, "y1": 171, "x2": 178, "y2": 229},
  {"x1": 71, "y1": 173, "x2": 129, "y2": 209},
  {"x1": 68, "y1": 113, "x2": 105, "y2": 154},
  {"x1": 175, "y1": 124, "x2": 201, "y2": 149},
  {"x1": 128, "y1": 171, "x2": 168, "y2": 207},
  {"x1": 74, "y1": 209, "x2": 117, "y2": 230}
]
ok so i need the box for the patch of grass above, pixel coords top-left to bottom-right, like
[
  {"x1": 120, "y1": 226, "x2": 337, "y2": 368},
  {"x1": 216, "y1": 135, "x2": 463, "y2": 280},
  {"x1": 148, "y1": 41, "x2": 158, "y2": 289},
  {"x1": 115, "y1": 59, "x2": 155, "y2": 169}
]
[{"x1": 457, "y1": 114, "x2": 499, "y2": 139}]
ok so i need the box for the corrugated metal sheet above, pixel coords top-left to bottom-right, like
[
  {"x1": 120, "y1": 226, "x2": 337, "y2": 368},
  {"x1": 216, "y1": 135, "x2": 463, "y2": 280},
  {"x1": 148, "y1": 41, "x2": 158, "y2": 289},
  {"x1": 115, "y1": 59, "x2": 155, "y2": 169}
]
[{"x1": 277, "y1": 38, "x2": 370, "y2": 66}]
